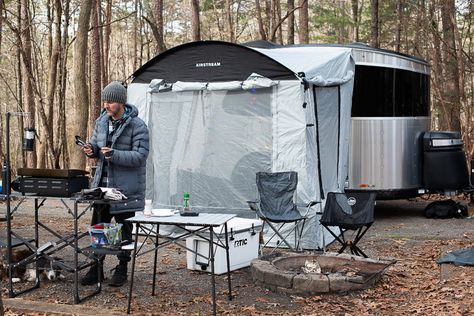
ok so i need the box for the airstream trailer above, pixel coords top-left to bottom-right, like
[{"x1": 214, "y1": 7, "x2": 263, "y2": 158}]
[
  {"x1": 348, "y1": 45, "x2": 431, "y2": 198},
  {"x1": 347, "y1": 45, "x2": 468, "y2": 198},
  {"x1": 127, "y1": 41, "x2": 468, "y2": 248}
]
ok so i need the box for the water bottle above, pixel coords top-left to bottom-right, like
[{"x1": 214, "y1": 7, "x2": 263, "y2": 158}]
[{"x1": 183, "y1": 192, "x2": 190, "y2": 213}]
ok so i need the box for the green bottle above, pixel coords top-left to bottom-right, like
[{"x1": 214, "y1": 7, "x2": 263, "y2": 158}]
[{"x1": 183, "y1": 192, "x2": 190, "y2": 212}]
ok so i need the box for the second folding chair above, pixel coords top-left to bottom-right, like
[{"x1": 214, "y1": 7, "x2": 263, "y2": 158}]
[{"x1": 320, "y1": 192, "x2": 376, "y2": 258}]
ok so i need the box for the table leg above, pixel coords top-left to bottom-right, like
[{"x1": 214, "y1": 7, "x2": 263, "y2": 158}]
[
  {"x1": 6, "y1": 192, "x2": 13, "y2": 298},
  {"x1": 73, "y1": 200, "x2": 79, "y2": 304},
  {"x1": 152, "y1": 224, "x2": 159, "y2": 296},
  {"x1": 127, "y1": 223, "x2": 140, "y2": 314},
  {"x1": 224, "y1": 222, "x2": 232, "y2": 300},
  {"x1": 34, "y1": 199, "x2": 40, "y2": 288},
  {"x1": 209, "y1": 227, "x2": 216, "y2": 316}
]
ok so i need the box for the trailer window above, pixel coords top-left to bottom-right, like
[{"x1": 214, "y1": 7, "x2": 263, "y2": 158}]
[{"x1": 351, "y1": 65, "x2": 430, "y2": 117}]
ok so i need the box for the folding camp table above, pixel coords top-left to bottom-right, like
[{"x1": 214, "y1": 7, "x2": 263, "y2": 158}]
[
  {"x1": 126, "y1": 212, "x2": 236, "y2": 316},
  {"x1": 1, "y1": 193, "x2": 104, "y2": 303}
]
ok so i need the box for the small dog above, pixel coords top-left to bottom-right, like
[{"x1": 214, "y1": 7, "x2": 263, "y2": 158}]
[
  {"x1": 0, "y1": 248, "x2": 65, "y2": 283},
  {"x1": 27, "y1": 255, "x2": 66, "y2": 282}
]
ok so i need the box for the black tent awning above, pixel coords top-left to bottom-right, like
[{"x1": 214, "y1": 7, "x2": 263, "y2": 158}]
[{"x1": 131, "y1": 41, "x2": 296, "y2": 84}]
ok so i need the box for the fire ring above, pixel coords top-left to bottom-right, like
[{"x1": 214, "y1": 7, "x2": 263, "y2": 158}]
[{"x1": 250, "y1": 252, "x2": 394, "y2": 295}]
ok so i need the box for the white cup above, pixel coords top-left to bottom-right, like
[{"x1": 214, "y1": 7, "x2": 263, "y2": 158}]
[{"x1": 144, "y1": 199, "x2": 152, "y2": 217}]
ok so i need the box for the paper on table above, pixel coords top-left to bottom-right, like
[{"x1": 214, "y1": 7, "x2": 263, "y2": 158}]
[{"x1": 150, "y1": 209, "x2": 179, "y2": 217}]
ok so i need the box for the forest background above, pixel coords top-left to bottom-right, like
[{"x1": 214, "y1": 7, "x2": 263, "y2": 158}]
[{"x1": 0, "y1": 0, "x2": 472, "y2": 173}]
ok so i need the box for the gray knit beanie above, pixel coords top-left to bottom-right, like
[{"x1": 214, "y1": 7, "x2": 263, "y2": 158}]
[{"x1": 102, "y1": 81, "x2": 127, "y2": 104}]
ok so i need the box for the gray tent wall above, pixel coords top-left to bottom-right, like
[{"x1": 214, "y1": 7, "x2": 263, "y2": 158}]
[{"x1": 127, "y1": 41, "x2": 355, "y2": 249}]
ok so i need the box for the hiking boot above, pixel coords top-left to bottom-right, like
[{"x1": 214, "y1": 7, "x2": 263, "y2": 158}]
[
  {"x1": 80, "y1": 264, "x2": 104, "y2": 286},
  {"x1": 109, "y1": 262, "x2": 127, "y2": 287}
]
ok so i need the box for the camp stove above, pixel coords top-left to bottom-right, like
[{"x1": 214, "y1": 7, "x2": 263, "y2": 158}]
[{"x1": 12, "y1": 168, "x2": 89, "y2": 197}]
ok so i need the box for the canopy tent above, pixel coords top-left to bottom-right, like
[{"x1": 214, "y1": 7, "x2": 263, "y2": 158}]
[{"x1": 127, "y1": 41, "x2": 355, "y2": 249}]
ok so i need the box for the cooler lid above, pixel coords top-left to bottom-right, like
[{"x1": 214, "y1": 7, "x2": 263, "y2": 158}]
[
  {"x1": 216, "y1": 218, "x2": 262, "y2": 234},
  {"x1": 188, "y1": 217, "x2": 262, "y2": 235}
]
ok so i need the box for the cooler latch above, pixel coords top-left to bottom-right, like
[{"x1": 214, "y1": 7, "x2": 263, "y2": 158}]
[{"x1": 250, "y1": 223, "x2": 256, "y2": 236}]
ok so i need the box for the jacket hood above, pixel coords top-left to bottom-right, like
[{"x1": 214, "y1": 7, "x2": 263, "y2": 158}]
[
  {"x1": 125, "y1": 103, "x2": 139, "y2": 117},
  {"x1": 97, "y1": 103, "x2": 139, "y2": 122}
]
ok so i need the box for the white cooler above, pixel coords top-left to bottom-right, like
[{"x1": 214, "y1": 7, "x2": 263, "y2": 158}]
[{"x1": 186, "y1": 217, "x2": 262, "y2": 274}]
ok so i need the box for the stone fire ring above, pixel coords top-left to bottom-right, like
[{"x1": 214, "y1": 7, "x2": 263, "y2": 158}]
[{"x1": 250, "y1": 252, "x2": 395, "y2": 295}]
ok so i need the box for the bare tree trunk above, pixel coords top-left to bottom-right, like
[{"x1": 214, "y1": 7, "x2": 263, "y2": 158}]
[
  {"x1": 265, "y1": 0, "x2": 271, "y2": 39},
  {"x1": 144, "y1": 0, "x2": 166, "y2": 54},
  {"x1": 191, "y1": 0, "x2": 201, "y2": 41},
  {"x1": 234, "y1": 0, "x2": 243, "y2": 41},
  {"x1": 150, "y1": 0, "x2": 166, "y2": 54},
  {"x1": 226, "y1": 0, "x2": 235, "y2": 42},
  {"x1": 69, "y1": 0, "x2": 92, "y2": 169},
  {"x1": 38, "y1": 0, "x2": 52, "y2": 168},
  {"x1": 428, "y1": 0, "x2": 443, "y2": 130},
  {"x1": 454, "y1": 14, "x2": 470, "y2": 157},
  {"x1": 370, "y1": 0, "x2": 379, "y2": 48},
  {"x1": 298, "y1": 0, "x2": 308, "y2": 44},
  {"x1": 20, "y1": 0, "x2": 37, "y2": 168},
  {"x1": 395, "y1": 0, "x2": 403, "y2": 52},
  {"x1": 40, "y1": 0, "x2": 62, "y2": 168},
  {"x1": 56, "y1": 0, "x2": 70, "y2": 168},
  {"x1": 461, "y1": 3, "x2": 473, "y2": 158},
  {"x1": 276, "y1": 0, "x2": 283, "y2": 44},
  {"x1": 0, "y1": 0, "x2": 2, "y2": 61},
  {"x1": 270, "y1": 0, "x2": 302, "y2": 43},
  {"x1": 337, "y1": 0, "x2": 346, "y2": 44},
  {"x1": 212, "y1": 1, "x2": 225, "y2": 40},
  {"x1": 155, "y1": 0, "x2": 166, "y2": 52},
  {"x1": 138, "y1": 1, "x2": 145, "y2": 65},
  {"x1": 441, "y1": 0, "x2": 461, "y2": 132},
  {"x1": 103, "y1": 0, "x2": 112, "y2": 86},
  {"x1": 269, "y1": 0, "x2": 275, "y2": 41},
  {"x1": 90, "y1": 0, "x2": 102, "y2": 137},
  {"x1": 133, "y1": 0, "x2": 138, "y2": 67},
  {"x1": 287, "y1": 0, "x2": 294, "y2": 44},
  {"x1": 351, "y1": 0, "x2": 359, "y2": 42},
  {"x1": 413, "y1": 0, "x2": 425, "y2": 56},
  {"x1": 0, "y1": 0, "x2": 3, "y2": 162},
  {"x1": 256, "y1": 0, "x2": 267, "y2": 40},
  {"x1": 17, "y1": 0, "x2": 24, "y2": 168}
]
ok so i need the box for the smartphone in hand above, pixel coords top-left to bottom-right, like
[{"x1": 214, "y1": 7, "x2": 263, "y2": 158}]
[{"x1": 75, "y1": 135, "x2": 87, "y2": 147}]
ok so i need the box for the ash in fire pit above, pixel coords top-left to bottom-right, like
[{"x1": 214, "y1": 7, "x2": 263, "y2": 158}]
[
  {"x1": 302, "y1": 260, "x2": 321, "y2": 274},
  {"x1": 251, "y1": 253, "x2": 394, "y2": 295}
]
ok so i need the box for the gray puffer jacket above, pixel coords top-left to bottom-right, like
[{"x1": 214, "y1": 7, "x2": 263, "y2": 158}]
[{"x1": 88, "y1": 103, "x2": 149, "y2": 214}]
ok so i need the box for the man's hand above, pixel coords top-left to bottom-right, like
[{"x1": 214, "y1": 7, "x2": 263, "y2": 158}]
[
  {"x1": 83, "y1": 143, "x2": 93, "y2": 156},
  {"x1": 101, "y1": 147, "x2": 114, "y2": 160}
]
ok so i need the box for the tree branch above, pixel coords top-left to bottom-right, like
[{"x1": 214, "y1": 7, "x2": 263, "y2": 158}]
[{"x1": 270, "y1": 0, "x2": 307, "y2": 42}]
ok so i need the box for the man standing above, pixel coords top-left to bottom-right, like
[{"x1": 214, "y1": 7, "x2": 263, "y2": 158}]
[{"x1": 81, "y1": 81, "x2": 149, "y2": 287}]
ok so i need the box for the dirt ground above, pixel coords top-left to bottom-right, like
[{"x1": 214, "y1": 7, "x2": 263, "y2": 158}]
[{"x1": 1, "y1": 197, "x2": 474, "y2": 315}]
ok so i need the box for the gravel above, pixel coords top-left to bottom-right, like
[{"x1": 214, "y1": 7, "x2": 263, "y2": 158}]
[{"x1": 1, "y1": 197, "x2": 473, "y2": 315}]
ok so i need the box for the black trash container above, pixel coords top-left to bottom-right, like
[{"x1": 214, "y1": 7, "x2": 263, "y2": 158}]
[{"x1": 422, "y1": 131, "x2": 469, "y2": 190}]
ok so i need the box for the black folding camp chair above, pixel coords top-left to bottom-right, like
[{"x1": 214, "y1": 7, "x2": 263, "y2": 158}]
[
  {"x1": 248, "y1": 171, "x2": 310, "y2": 254},
  {"x1": 320, "y1": 192, "x2": 376, "y2": 258}
]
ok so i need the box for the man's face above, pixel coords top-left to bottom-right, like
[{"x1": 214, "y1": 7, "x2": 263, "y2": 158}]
[{"x1": 103, "y1": 102, "x2": 123, "y2": 118}]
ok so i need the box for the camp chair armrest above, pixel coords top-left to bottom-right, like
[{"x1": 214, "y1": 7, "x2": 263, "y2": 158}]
[
  {"x1": 296, "y1": 201, "x2": 320, "y2": 208},
  {"x1": 247, "y1": 201, "x2": 259, "y2": 212},
  {"x1": 307, "y1": 201, "x2": 320, "y2": 207},
  {"x1": 296, "y1": 200, "x2": 321, "y2": 216}
]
